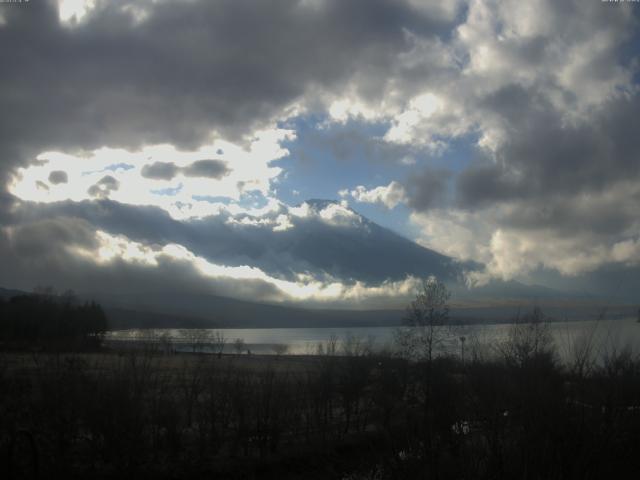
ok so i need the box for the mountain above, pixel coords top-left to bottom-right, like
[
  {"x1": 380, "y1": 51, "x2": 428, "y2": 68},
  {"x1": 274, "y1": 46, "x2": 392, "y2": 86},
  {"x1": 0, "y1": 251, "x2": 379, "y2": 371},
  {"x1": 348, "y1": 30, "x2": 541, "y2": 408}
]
[{"x1": 275, "y1": 199, "x2": 471, "y2": 283}]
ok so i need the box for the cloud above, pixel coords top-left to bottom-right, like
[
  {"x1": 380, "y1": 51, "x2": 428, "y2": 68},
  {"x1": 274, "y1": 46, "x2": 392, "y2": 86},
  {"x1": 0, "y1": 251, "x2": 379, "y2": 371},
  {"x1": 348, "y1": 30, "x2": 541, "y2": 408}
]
[
  {"x1": 0, "y1": 216, "x2": 424, "y2": 307},
  {"x1": 182, "y1": 159, "x2": 229, "y2": 179},
  {"x1": 0, "y1": 0, "x2": 457, "y2": 191},
  {"x1": 3, "y1": 196, "x2": 462, "y2": 290},
  {"x1": 404, "y1": 168, "x2": 451, "y2": 211},
  {"x1": 4, "y1": 216, "x2": 98, "y2": 259},
  {"x1": 140, "y1": 159, "x2": 229, "y2": 181},
  {"x1": 141, "y1": 162, "x2": 179, "y2": 180},
  {"x1": 456, "y1": 90, "x2": 640, "y2": 210},
  {"x1": 57, "y1": 0, "x2": 98, "y2": 24},
  {"x1": 87, "y1": 175, "x2": 120, "y2": 198},
  {"x1": 389, "y1": 1, "x2": 640, "y2": 285},
  {"x1": 48, "y1": 170, "x2": 68, "y2": 185},
  {"x1": 467, "y1": 228, "x2": 640, "y2": 288},
  {"x1": 83, "y1": 230, "x2": 423, "y2": 305},
  {"x1": 347, "y1": 181, "x2": 406, "y2": 209},
  {"x1": 410, "y1": 209, "x2": 493, "y2": 265},
  {"x1": 412, "y1": 188, "x2": 640, "y2": 288},
  {"x1": 9, "y1": 129, "x2": 292, "y2": 219},
  {"x1": 0, "y1": 0, "x2": 638, "y2": 301}
]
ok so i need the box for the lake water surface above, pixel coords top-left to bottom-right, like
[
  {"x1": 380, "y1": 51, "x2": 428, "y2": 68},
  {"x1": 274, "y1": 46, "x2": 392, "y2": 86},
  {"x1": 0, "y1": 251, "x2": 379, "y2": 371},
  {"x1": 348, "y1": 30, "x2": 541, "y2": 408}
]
[{"x1": 107, "y1": 317, "x2": 640, "y2": 361}]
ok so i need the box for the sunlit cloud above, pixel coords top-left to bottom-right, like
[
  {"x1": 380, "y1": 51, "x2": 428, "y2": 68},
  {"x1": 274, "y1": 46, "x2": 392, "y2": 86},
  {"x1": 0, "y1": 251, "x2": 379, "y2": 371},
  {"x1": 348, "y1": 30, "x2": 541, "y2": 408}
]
[
  {"x1": 73, "y1": 230, "x2": 421, "y2": 305},
  {"x1": 345, "y1": 181, "x2": 407, "y2": 209},
  {"x1": 57, "y1": 0, "x2": 97, "y2": 25},
  {"x1": 9, "y1": 128, "x2": 294, "y2": 220}
]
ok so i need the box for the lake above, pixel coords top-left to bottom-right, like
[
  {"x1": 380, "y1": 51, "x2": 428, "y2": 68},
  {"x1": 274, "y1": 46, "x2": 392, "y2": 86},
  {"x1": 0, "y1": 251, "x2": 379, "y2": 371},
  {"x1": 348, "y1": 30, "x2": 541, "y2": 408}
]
[{"x1": 106, "y1": 317, "x2": 640, "y2": 362}]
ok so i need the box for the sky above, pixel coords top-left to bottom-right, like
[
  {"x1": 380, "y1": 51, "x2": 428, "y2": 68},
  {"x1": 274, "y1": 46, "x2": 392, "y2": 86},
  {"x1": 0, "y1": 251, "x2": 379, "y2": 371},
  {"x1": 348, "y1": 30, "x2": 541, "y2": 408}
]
[{"x1": 0, "y1": 0, "x2": 639, "y2": 307}]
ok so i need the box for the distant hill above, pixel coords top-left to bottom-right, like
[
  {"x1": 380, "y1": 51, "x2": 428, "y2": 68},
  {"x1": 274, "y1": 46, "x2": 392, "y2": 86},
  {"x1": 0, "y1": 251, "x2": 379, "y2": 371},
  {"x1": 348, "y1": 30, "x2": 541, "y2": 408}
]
[
  {"x1": 94, "y1": 291, "x2": 404, "y2": 329},
  {"x1": 2, "y1": 285, "x2": 635, "y2": 330},
  {"x1": 102, "y1": 306, "x2": 218, "y2": 330},
  {"x1": 93, "y1": 289, "x2": 636, "y2": 329}
]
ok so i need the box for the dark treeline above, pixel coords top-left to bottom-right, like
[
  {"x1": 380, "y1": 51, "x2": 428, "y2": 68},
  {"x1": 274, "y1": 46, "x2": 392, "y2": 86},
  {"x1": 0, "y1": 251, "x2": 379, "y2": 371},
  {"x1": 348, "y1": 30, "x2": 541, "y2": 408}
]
[{"x1": 0, "y1": 290, "x2": 107, "y2": 350}]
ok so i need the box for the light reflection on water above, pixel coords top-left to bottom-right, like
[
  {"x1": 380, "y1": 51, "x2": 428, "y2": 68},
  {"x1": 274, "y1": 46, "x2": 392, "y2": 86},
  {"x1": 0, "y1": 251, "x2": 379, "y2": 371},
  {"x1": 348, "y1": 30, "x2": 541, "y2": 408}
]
[{"x1": 105, "y1": 317, "x2": 640, "y2": 361}]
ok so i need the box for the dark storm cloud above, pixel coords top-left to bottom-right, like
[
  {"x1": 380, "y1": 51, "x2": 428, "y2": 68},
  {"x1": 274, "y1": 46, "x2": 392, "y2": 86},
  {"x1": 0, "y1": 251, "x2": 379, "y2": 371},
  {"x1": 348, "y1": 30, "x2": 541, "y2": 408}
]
[
  {"x1": 17, "y1": 199, "x2": 190, "y2": 249},
  {"x1": 0, "y1": 191, "x2": 17, "y2": 225},
  {"x1": 0, "y1": 219, "x2": 284, "y2": 301},
  {"x1": 141, "y1": 162, "x2": 179, "y2": 180},
  {"x1": 499, "y1": 194, "x2": 639, "y2": 238},
  {"x1": 445, "y1": 83, "x2": 640, "y2": 245},
  {"x1": 48, "y1": 170, "x2": 68, "y2": 185},
  {"x1": 182, "y1": 160, "x2": 229, "y2": 179},
  {"x1": 404, "y1": 168, "x2": 451, "y2": 211},
  {"x1": 455, "y1": 162, "x2": 520, "y2": 210},
  {"x1": 0, "y1": 0, "x2": 453, "y2": 189},
  {"x1": 7, "y1": 216, "x2": 97, "y2": 258},
  {"x1": 457, "y1": 87, "x2": 640, "y2": 209}
]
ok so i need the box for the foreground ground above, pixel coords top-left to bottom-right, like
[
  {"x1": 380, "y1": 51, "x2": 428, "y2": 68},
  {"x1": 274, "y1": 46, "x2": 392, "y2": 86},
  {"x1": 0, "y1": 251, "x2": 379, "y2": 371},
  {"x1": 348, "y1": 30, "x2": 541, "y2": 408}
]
[{"x1": 1, "y1": 339, "x2": 640, "y2": 479}]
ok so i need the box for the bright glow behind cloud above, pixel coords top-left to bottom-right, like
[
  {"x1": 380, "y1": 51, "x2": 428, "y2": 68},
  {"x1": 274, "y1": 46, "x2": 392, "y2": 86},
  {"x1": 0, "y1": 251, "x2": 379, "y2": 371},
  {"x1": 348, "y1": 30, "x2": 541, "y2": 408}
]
[
  {"x1": 9, "y1": 128, "x2": 294, "y2": 220},
  {"x1": 58, "y1": 0, "x2": 97, "y2": 24}
]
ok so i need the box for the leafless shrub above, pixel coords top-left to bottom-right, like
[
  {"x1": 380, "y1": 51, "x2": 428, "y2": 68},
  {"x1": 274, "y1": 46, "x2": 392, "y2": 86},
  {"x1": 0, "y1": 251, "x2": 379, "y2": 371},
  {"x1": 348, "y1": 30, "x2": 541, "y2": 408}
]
[
  {"x1": 498, "y1": 306, "x2": 556, "y2": 368},
  {"x1": 179, "y1": 329, "x2": 210, "y2": 353},
  {"x1": 316, "y1": 333, "x2": 339, "y2": 356},
  {"x1": 342, "y1": 333, "x2": 375, "y2": 357},
  {"x1": 158, "y1": 331, "x2": 174, "y2": 355},
  {"x1": 211, "y1": 330, "x2": 227, "y2": 358},
  {"x1": 233, "y1": 337, "x2": 246, "y2": 355},
  {"x1": 272, "y1": 343, "x2": 289, "y2": 356}
]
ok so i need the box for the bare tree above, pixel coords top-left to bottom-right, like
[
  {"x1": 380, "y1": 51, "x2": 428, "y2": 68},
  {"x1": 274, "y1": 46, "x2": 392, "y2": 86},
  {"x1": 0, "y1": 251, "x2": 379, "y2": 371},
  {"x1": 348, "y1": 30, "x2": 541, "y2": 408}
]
[
  {"x1": 341, "y1": 333, "x2": 375, "y2": 357},
  {"x1": 233, "y1": 337, "x2": 245, "y2": 355},
  {"x1": 316, "y1": 334, "x2": 338, "y2": 356},
  {"x1": 179, "y1": 329, "x2": 209, "y2": 353},
  {"x1": 394, "y1": 277, "x2": 451, "y2": 362},
  {"x1": 272, "y1": 344, "x2": 289, "y2": 356},
  {"x1": 211, "y1": 330, "x2": 227, "y2": 358},
  {"x1": 499, "y1": 306, "x2": 555, "y2": 368},
  {"x1": 158, "y1": 332, "x2": 174, "y2": 355}
]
